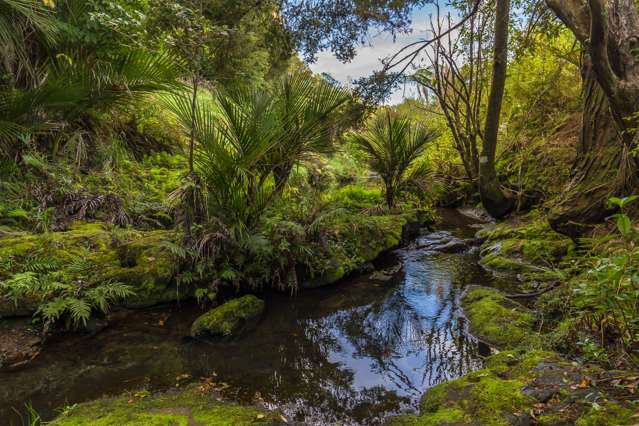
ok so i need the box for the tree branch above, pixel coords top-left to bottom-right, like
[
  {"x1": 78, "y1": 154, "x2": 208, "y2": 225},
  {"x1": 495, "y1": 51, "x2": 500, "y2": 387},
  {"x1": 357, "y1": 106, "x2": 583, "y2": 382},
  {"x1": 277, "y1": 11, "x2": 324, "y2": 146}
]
[
  {"x1": 587, "y1": 0, "x2": 619, "y2": 101},
  {"x1": 544, "y1": 0, "x2": 590, "y2": 43}
]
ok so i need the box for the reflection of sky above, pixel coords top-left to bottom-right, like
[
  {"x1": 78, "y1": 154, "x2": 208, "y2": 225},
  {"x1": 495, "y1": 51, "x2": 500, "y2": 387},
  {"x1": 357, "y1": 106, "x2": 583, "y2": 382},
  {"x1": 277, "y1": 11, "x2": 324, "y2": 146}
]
[
  {"x1": 306, "y1": 245, "x2": 480, "y2": 405},
  {"x1": 308, "y1": 4, "x2": 458, "y2": 104}
]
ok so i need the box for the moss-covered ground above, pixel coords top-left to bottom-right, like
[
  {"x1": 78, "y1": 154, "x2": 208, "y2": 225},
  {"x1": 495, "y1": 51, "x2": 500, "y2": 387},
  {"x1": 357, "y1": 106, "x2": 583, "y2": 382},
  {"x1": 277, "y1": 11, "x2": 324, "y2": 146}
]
[
  {"x1": 400, "y1": 217, "x2": 638, "y2": 426},
  {"x1": 49, "y1": 385, "x2": 284, "y2": 425},
  {"x1": 462, "y1": 286, "x2": 542, "y2": 349}
]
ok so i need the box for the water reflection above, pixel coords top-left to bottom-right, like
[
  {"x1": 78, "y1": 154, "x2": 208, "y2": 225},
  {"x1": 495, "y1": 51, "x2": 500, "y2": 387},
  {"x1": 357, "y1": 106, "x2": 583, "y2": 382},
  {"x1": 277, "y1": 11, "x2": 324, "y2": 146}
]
[{"x1": 2, "y1": 227, "x2": 497, "y2": 425}]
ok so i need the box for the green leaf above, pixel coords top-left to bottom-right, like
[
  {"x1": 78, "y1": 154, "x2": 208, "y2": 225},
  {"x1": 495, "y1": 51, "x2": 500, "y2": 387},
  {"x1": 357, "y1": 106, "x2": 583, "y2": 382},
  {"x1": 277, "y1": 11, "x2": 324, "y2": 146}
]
[{"x1": 616, "y1": 214, "x2": 632, "y2": 236}]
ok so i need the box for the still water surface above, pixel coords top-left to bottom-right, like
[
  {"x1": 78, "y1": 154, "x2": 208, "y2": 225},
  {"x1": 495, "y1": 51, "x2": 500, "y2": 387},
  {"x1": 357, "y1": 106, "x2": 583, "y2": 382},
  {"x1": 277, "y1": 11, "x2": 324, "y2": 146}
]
[{"x1": 1, "y1": 212, "x2": 502, "y2": 425}]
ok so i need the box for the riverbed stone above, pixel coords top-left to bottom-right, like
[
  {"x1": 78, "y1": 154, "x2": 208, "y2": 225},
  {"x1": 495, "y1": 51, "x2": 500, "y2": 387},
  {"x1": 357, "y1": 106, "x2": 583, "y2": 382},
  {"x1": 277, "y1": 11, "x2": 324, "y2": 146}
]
[
  {"x1": 0, "y1": 318, "x2": 42, "y2": 371},
  {"x1": 190, "y1": 295, "x2": 265, "y2": 339},
  {"x1": 49, "y1": 384, "x2": 284, "y2": 425}
]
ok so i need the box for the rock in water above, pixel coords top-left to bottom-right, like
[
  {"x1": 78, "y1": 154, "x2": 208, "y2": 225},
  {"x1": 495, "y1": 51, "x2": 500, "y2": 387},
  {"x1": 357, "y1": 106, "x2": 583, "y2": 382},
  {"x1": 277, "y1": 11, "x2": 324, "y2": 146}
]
[{"x1": 190, "y1": 295, "x2": 265, "y2": 339}]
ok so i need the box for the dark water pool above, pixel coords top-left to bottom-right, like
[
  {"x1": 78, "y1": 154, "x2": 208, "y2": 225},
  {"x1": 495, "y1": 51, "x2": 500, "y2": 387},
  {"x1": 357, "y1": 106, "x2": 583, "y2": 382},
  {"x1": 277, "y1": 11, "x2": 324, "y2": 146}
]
[{"x1": 1, "y1": 211, "x2": 504, "y2": 425}]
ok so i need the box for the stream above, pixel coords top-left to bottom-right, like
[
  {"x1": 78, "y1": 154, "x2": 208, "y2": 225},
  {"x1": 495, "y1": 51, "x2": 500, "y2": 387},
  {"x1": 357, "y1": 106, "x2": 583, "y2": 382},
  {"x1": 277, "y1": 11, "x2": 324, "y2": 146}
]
[{"x1": 1, "y1": 210, "x2": 507, "y2": 425}]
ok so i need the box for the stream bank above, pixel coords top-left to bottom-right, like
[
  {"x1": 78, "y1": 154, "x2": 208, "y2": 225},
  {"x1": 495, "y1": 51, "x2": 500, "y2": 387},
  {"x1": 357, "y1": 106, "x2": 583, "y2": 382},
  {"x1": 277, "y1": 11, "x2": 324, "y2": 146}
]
[
  {"x1": 3, "y1": 209, "x2": 497, "y2": 425},
  {"x1": 4, "y1": 209, "x2": 637, "y2": 425},
  {"x1": 390, "y1": 216, "x2": 638, "y2": 426}
]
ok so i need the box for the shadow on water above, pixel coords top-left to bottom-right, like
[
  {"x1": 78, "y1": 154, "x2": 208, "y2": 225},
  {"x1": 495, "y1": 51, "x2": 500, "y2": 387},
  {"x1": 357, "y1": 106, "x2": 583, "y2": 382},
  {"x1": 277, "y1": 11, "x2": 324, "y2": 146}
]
[{"x1": 1, "y1": 209, "x2": 504, "y2": 425}]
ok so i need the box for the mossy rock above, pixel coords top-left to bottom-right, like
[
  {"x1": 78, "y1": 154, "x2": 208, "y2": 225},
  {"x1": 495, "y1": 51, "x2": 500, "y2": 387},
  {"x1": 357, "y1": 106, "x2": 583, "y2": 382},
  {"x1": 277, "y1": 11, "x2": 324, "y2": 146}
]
[
  {"x1": 49, "y1": 385, "x2": 283, "y2": 425},
  {"x1": 390, "y1": 352, "x2": 542, "y2": 425},
  {"x1": 301, "y1": 212, "x2": 420, "y2": 289},
  {"x1": 477, "y1": 219, "x2": 574, "y2": 279},
  {"x1": 0, "y1": 223, "x2": 184, "y2": 316},
  {"x1": 105, "y1": 230, "x2": 181, "y2": 307},
  {"x1": 191, "y1": 295, "x2": 265, "y2": 339},
  {"x1": 391, "y1": 349, "x2": 636, "y2": 426},
  {"x1": 462, "y1": 286, "x2": 541, "y2": 349}
]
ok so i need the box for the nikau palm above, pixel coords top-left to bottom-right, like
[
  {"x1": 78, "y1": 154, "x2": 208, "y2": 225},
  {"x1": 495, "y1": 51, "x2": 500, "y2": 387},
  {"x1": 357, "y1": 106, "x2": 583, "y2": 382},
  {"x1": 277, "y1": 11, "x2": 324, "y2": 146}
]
[
  {"x1": 165, "y1": 71, "x2": 351, "y2": 232},
  {"x1": 270, "y1": 71, "x2": 350, "y2": 192},
  {"x1": 349, "y1": 110, "x2": 437, "y2": 208}
]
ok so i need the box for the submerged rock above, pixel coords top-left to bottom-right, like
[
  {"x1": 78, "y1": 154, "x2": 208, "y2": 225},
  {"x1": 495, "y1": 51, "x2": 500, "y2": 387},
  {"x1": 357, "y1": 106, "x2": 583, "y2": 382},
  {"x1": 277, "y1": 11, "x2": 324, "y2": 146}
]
[
  {"x1": 0, "y1": 319, "x2": 42, "y2": 371},
  {"x1": 190, "y1": 295, "x2": 265, "y2": 339},
  {"x1": 369, "y1": 263, "x2": 402, "y2": 281},
  {"x1": 412, "y1": 230, "x2": 469, "y2": 254},
  {"x1": 49, "y1": 384, "x2": 284, "y2": 425}
]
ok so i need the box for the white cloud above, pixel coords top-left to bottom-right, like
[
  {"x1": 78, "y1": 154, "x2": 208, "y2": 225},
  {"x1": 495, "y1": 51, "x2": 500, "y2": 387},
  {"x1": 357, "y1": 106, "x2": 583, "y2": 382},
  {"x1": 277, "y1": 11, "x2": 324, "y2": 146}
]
[{"x1": 308, "y1": 4, "x2": 460, "y2": 105}]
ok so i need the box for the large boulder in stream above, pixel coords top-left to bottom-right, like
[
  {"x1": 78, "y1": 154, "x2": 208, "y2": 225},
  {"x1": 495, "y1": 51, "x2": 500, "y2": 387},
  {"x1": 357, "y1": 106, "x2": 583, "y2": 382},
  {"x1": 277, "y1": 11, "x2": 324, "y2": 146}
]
[{"x1": 190, "y1": 295, "x2": 265, "y2": 339}]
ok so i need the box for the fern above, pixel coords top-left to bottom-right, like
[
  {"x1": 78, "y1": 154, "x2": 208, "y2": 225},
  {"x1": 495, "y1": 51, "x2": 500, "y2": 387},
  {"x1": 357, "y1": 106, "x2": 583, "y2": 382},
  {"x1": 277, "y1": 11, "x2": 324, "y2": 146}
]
[
  {"x1": 38, "y1": 297, "x2": 69, "y2": 324},
  {"x1": 66, "y1": 298, "x2": 92, "y2": 326},
  {"x1": 1, "y1": 272, "x2": 40, "y2": 304},
  {"x1": 23, "y1": 256, "x2": 60, "y2": 273},
  {"x1": 158, "y1": 240, "x2": 188, "y2": 260},
  {"x1": 85, "y1": 281, "x2": 135, "y2": 312}
]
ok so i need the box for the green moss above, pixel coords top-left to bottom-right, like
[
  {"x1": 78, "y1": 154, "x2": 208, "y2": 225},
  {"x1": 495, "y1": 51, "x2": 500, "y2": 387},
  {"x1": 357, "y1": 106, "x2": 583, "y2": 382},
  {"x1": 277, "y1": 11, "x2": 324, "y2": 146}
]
[
  {"x1": 389, "y1": 408, "x2": 466, "y2": 425},
  {"x1": 462, "y1": 286, "x2": 541, "y2": 349},
  {"x1": 575, "y1": 403, "x2": 635, "y2": 426},
  {"x1": 393, "y1": 349, "x2": 563, "y2": 426},
  {"x1": 483, "y1": 350, "x2": 556, "y2": 378},
  {"x1": 398, "y1": 369, "x2": 534, "y2": 426},
  {"x1": 0, "y1": 223, "x2": 183, "y2": 317},
  {"x1": 478, "y1": 219, "x2": 574, "y2": 277},
  {"x1": 302, "y1": 211, "x2": 417, "y2": 288},
  {"x1": 480, "y1": 250, "x2": 540, "y2": 273},
  {"x1": 538, "y1": 413, "x2": 572, "y2": 425},
  {"x1": 191, "y1": 295, "x2": 265, "y2": 338},
  {"x1": 50, "y1": 385, "x2": 282, "y2": 426}
]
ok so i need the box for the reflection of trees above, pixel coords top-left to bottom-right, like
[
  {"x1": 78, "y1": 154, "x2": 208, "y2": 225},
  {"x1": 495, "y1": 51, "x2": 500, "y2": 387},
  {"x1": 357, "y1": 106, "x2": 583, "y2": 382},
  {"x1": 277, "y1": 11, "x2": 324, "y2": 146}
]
[
  {"x1": 182, "y1": 246, "x2": 486, "y2": 424},
  {"x1": 320, "y1": 250, "x2": 484, "y2": 398},
  {"x1": 4, "y1": 239, "x2": 490, "y2": 426}
]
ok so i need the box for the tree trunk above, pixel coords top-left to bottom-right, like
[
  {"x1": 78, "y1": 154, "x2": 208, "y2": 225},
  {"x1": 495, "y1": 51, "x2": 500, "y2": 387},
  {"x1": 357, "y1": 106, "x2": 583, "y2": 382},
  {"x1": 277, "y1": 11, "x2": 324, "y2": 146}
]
[
  {"x1": 273, "y1": 161, "x2": 294, "y2": 195},
  {"x1": 545, "y1": 0, "x2": 639, "y2": 237},
  {"x1": 547, "y1": 57, "x2": 630, "y2": 236},
  {"x1": 385, "y1": 182, "x2": 395, "y2": 208},
  {"x1": 479, "y1": 0, "x2": 514, "y2": 218}
]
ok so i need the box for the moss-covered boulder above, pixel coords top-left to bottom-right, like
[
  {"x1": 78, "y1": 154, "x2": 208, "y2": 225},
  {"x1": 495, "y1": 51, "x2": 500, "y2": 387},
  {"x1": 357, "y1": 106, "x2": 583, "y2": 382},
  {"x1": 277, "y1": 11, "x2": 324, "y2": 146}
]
[
  {"x1": 190, "y1": 295, "x2": 265, "y2": 339},
  {"x1": 391, "y1": 350, "x2": 637, "y2": 426},
  {"x1": 462, "y1": 286, "x2": 541, "y2": 349},
  {"x1": 0, "y1": 222, "x2": 183, "y2": 318},
  {"x1": 49, "y1": 385, "x2": 284, "y2": 425},
  {"x1": 302, "y1": 211, "x2": 423, "y2": 289},
  {"x1": 477, "y1": 219, "x2": 573, "y2": 280}
]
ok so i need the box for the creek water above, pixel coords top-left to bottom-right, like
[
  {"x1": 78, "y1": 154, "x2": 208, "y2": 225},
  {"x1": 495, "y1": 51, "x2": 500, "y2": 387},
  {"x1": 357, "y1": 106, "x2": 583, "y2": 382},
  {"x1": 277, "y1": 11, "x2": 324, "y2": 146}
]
[{"x1": 1, "y1": 210, "x2": 506, "y2": 425}]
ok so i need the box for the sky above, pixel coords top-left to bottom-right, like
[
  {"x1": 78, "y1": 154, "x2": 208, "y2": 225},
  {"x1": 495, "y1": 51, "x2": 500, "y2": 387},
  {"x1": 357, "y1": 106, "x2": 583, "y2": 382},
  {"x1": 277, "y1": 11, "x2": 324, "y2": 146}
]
[{"x1": 309, "y1": 5, "x2": 439, "y2": 105}]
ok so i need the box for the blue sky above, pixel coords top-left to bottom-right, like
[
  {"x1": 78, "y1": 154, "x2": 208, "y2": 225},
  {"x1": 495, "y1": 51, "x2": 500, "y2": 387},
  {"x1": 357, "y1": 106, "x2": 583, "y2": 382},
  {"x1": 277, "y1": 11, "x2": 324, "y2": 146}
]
[{"x1": 309, "y1": 5, "x2": 439, "y2": 104}]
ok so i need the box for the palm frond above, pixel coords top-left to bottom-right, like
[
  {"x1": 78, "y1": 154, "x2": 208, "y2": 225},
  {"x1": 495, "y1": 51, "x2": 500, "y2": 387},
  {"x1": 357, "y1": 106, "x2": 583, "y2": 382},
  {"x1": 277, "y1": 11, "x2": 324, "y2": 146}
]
[{"x1": 348, "y1": 109, "x2": 438, "y2": 206}]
